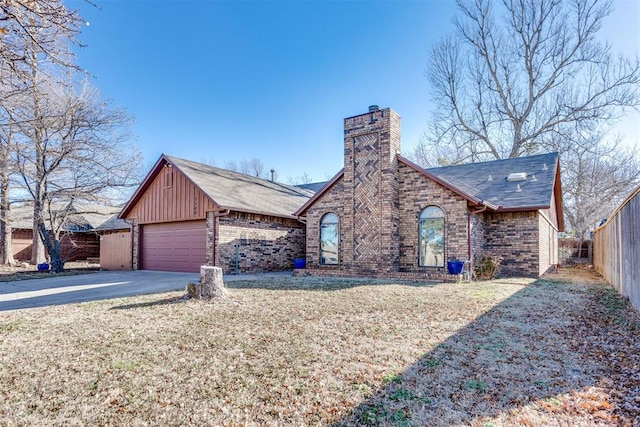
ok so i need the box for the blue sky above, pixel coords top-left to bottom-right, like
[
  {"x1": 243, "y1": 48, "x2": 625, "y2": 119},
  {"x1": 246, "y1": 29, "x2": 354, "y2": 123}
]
[{"x1": 67, "y1": 0, "x2": 639, "y2": 183}]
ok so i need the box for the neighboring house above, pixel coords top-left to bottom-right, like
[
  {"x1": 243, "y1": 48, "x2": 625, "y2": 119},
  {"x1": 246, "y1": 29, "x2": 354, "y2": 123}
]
[
  {"x1": 9, "y1": 202, "x2": 121, "y2": 262},
  {"x1": 117, "y1": 156, "x2": 314, "y2": 273},
  {"x1": 294, "y1": 107, "x2": 564, "y2": 278}
]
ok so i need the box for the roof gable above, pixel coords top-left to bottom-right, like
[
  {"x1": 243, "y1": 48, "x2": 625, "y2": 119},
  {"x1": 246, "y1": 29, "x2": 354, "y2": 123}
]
[
  {"x1": 293, "y1": 169, "x2": 344, "y2": 216},
  {"x1": 121, "y1": 155, "x2": 315, "y2": 221}
]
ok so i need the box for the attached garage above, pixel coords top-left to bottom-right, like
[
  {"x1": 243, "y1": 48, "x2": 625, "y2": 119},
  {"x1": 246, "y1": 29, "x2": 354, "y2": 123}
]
[
  {"x1": 119, "y1": 155, "x2": 313, "y2": 274},
  {"x1": 141, "y1": 221, "x2": 206, "y2": 273}
]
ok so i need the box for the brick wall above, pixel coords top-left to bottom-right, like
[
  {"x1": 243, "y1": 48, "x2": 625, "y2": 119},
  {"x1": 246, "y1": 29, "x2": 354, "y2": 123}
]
[
  {"x1": 341, "y1": 108, "x2": 402, "y2": 274},
  {"x1": 484, "y1": 211, "x2": 540, "y2": 277},
  {"x1": 397, "y1": 162, "x2": 469, "y2": 273},
  {"x1": 305, "y1": 178, "x2": 346, "y2": 270},
  {"x1": 215, "y1": 212, "x2": 305, "y2": 274},
  {"x1": 469, "y1": 212, "x2": 486, "y2": 268}
]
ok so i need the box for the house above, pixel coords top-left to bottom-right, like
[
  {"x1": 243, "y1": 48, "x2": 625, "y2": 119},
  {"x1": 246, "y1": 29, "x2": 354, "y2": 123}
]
[
  {"x1": 9, "y1": 202, "x2": 121, "y2": 263},
  {"x1": 294, "y1": 106, "x2": 563, "y2": 278},
  {"x1": 117, "y1": 156, "x2": 314, "y2": 273},
  {"x1": 117, "y1": 106, "x2": 563, "y2": 278}
]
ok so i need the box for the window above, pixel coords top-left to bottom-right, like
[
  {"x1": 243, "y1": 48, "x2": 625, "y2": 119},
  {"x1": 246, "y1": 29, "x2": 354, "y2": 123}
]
[
  {"x1": 320, "y1": 213, "x2": 339, "y2": 265},
  {"x1": 419, "y1": 206, "x2": 445, "y2": 267}
]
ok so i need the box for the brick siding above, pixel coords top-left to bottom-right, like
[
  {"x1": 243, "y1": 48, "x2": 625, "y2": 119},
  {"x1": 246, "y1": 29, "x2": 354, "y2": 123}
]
[
  {"x1": 397, "y1": 162, "x2": 469, "y2": 273},
  {"x1": 483, "y1": 211, "x2": 540, "y2": 277},
  {"x1": 215, "y1": 212, "x2": 305, "y2": 274}
]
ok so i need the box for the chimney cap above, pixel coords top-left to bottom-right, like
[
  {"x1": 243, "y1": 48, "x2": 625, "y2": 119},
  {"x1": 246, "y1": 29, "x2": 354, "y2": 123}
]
[{"x1": 368, "y1": 105, "x2": 379, "y2": 112}]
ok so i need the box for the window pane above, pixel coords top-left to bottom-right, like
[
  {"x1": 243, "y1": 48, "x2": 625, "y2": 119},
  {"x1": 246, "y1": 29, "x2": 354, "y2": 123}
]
[
  {"x1": 320, "y1": 214, "x2": 339, "y2": 265},
  {"x1": 420, "y1": 206, "x2": 444, "y2": 219},
  {"x1": 419, "y1": 214, "x2": 445, "y2": 267}
]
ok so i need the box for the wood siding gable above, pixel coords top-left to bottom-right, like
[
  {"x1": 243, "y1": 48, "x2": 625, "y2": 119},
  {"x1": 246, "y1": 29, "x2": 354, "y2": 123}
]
[{"x1": 123, "y1": 159, "x2": 217, "y2": 224}]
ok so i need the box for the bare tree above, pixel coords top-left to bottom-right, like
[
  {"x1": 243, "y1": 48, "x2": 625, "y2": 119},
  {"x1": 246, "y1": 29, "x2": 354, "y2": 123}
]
[
  {"x1": 13, "y1": 79, "x2": 141, "y2": 272},
  {"x1": 287, "y1": 172, "x2": 313, "y2": 185},
  {"x1": 0, "y1": 114, "x2": 15, "y2": 265},
  {"x1": 1, "y1": 0, "x2": 90, "y2": 266},
  {"x1": 414, "y1": 0, "x2": 640, "y2": 235},
  {"x1": 418, "y1": 0, "x2": 639, "y2": 163},
  {"x1": 224, "y1": 157, "x2": 270, "y2": 179},
  {"x1": 0, "y1": 0, "x2": 85, "y2": 82},
  {"x1": 561, "y1": 131, "x2": 640, "y2": 240}
]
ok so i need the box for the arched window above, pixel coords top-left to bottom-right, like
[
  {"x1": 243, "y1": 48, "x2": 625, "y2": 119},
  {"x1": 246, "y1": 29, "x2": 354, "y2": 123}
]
[
  {"x1": 320, "y1": 213, "x2": 339, "y2": 265},
  {"x1": 419, "y1": 206, "x2": 445, "y2": 267}
]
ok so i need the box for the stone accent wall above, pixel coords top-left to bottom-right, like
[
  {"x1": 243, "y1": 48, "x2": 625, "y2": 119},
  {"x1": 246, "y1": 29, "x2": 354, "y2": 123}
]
[
  {"x1": 397, "y1": 162, "x2": 469, "y2": 273},
  {"x1": 484, "y1": 211, "x2": 540, "y2": 277},
  {"x1": 215, "y1": 212, "x2": 305, "y2": 274}
]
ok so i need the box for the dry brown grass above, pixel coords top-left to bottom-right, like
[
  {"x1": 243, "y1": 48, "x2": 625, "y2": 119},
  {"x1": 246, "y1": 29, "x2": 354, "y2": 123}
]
[{"x1": 0, "y1": 269, "x2": 638, "y2": 426}]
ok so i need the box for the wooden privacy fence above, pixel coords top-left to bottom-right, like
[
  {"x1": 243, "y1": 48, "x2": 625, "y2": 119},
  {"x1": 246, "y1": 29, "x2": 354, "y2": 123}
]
[{"x1": 593, "y1": 186, "x2": 640, "y2": 310}]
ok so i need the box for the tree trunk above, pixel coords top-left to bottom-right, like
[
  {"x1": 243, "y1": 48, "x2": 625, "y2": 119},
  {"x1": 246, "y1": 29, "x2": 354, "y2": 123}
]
[
  {"x1": 0, "y1": 134, "x2": 14, "y2": 265},
  {"x1": 37, "y1": 222, "x2": 63, "y2": 272},
  {"x1": 31, "y1": 206, "x2": 47, "y2": 264}
]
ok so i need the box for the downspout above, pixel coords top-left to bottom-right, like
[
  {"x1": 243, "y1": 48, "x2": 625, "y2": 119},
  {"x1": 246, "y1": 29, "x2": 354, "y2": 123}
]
[{"x1": 211, "y1": 209, "x2": 230, "y2": 267}]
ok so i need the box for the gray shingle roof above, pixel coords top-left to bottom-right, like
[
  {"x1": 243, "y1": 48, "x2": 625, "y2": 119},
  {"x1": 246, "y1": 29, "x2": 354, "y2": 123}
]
[
  {"x1": 95, "y1": 214, "x2": 130, "y2": 231},
  {"x1": 10, "y1": 202, "x2": 122, "y2": 231},
  {"x1": 296, "y1": 181, "x2": 328, "y2": 192},
  {"x1": 165, "y1": 156, "x2": 315, "y2": 218},
  {"x1": 426, "y1": 152, "x2": 559, "y2": 210}
]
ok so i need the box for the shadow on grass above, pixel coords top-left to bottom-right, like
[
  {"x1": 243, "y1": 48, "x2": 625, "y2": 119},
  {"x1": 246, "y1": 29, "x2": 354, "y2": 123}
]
[
  {"x1": 225, "y1": 276, "x2": 440, "y2": 292},
  {"x1": 334, "y1": 278, "x2": 634, "y2": 426},
  {"x1": 109, "y1": 295, "x2": 187, "y2": 310}
]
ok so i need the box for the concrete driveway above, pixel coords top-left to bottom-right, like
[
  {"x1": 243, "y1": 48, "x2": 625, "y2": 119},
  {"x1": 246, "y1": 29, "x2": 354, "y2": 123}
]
[{"x1": 0, "y1": 270, "x2": 199, "y2": 312}]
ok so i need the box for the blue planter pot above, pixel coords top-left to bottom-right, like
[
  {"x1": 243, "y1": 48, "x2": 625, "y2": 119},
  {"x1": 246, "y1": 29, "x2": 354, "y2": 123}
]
[
  {"x1": 293, "y1": 258, "x2": 306, "y2": 269},
  {"x1": 447, "y1": 260, "x2": 464, "y2": 275}
]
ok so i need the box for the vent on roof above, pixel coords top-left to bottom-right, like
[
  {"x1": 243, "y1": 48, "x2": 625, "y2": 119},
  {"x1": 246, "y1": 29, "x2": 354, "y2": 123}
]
[
  {"x1": 488, "y1": 174, "x2": 493, "y2": 181},
  {"x1": 543, "y1": 163, "x2": 548, "y2": 170},
  {"x1": 507, "y1": 172, "x2": 527, "y2": 182}
]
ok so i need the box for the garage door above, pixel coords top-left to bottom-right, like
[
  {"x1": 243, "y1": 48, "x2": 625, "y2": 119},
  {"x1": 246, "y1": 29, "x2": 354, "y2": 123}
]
[{"x1": 141, "y1": 221, "x2": 206, "y2": 273}]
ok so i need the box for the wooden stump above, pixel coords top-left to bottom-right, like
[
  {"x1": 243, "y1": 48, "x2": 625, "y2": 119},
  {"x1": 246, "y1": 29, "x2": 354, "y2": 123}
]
[
  {"x1": 200, "y1": 266, "x2": 228, "y2": 299},
  {"x1": 186, "y1": 266, "x2": 228, "y2": 300}
]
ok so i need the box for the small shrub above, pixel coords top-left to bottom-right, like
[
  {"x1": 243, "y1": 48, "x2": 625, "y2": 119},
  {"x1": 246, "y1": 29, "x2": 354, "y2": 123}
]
[{"x1": 475, "y1": 255, "x2": 502, "y2": 279}]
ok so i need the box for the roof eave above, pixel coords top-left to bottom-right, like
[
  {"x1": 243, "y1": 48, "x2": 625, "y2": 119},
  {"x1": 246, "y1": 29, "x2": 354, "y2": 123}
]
[
  {"x1": 495, "y1": 205, "x2": 550, "y2": 212},
  {"x1": 397, "y1": 155, "x2": 499, "y2": 210},
  {"x1": 120, "y1": 154, "x2": 220, "y2": 219},
  {"x1": 217, "y1": 206, "x2": 301, "y2": 221},
  {"x1": 294, "y1": 169, "x2": 345, "y2": 216}
]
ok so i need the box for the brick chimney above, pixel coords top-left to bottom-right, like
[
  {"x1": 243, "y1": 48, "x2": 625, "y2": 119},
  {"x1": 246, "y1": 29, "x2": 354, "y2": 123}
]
[{"x1": 342, "y1": 106, "x2": 401, "y2": 273}]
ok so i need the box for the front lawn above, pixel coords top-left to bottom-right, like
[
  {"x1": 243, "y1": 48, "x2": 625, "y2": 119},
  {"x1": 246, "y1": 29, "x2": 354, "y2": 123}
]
[{"x1": 0, "y1": 269, "x2": 638, "y2": 426}]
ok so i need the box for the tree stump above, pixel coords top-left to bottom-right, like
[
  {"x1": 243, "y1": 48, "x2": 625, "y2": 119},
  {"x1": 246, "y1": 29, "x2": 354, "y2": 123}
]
[{"x1": 186, "y1": 266, "x2": 228, "y2": 300}]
